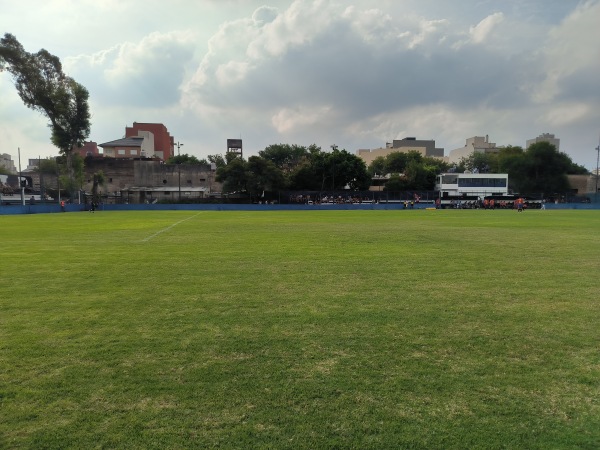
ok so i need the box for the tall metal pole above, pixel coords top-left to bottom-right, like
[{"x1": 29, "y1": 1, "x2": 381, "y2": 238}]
[
  {"x1": 595, "y1": 138, "x2": 599, "y2": 201},
  {"x1": 175, "y1": 141, "x2": 183, "y2": 156},
  {"x1": 18, "y1": 147, "x2": 24, "y2": 205},
  {"x1": 178, "y1": 164, "x2": 181, "y2": 202},
  {"x1": 330, "y1": 144, "x2": 337, "y2": 193}
]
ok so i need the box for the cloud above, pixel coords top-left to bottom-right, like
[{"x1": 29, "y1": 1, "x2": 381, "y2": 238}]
[
  {"x1": 271, "y1": 105, "x2": 333, "y2": 133},
  {"x1": 65, "y1": 31, "x2": 196, "y2": 108},
  {"x1": 469, "y1": 12, "x2": 504, "y2": 43},
  {"x1": 530, "y1": 0, "x2": 600, "y2": 104},
  {"x1": 2, "y1": 0, "x2": 598, "y2": 168}
]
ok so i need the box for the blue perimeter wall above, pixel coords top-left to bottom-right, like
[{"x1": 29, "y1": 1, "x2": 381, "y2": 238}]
[{"x1": 2, "y1": 203, "x2": 600, "y2": 215}]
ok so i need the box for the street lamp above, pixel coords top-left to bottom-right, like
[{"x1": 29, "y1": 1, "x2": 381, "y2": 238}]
[
  {"x1": 174, "y1": 141, "x2": 184, "y2": 201},
  {"x1": 175, "y1": 141, "x2": 184, "y2": 156}
]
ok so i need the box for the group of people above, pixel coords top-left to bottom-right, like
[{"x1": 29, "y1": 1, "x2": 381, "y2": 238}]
[{"x1": 435, "y1": 197, "x2": 534, "y2": 210}]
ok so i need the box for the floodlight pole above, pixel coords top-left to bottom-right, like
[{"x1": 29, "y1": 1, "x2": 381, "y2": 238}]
[{"x1": 175, "y1": 141, "x2": 183, "y2": 156}]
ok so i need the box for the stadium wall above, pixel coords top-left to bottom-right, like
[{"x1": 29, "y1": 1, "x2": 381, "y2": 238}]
[{"x1": 2, "y1": 202, "x2": 600, "y2": 215}]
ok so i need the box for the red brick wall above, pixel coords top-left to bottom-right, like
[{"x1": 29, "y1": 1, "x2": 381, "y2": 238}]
[{"x1": 125, "y1": 122, "x2": 174, "y2": 160}]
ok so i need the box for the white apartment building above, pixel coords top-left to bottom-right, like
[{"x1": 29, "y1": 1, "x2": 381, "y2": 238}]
[
  {"x1": 448, "y1": 136, "x2": 499, "y2": 165},
  {"x1": 526, "y1": 133, "x2": 560, "y2": 151}
]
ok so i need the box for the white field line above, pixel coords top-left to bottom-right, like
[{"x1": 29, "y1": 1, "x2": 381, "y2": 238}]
[{"x1": 141, "y1": 213, "x2": 201, "y2": 242}]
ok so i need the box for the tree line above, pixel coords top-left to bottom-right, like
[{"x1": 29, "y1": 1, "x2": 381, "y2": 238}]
[{"x1": 195, "y1": 141, "x2": 587, "y2": 198}]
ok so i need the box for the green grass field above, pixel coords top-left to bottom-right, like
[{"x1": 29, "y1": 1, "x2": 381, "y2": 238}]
[{"x1": 1, "y1": 210, "x2": 599, "y2": 449}]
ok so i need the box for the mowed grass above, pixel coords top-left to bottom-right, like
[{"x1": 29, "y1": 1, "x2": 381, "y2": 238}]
[{"x1": 1, "y1": 209, "x2": 599, "y2": 449}]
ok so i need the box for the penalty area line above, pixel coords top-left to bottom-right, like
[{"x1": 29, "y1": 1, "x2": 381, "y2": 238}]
[{"x1": 141, "y1": 213, "x2": 201, "y2": 242}]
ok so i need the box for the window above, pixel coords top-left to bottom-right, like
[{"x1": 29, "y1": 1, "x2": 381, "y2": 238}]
[
  {"x1": 442, "y1": 175, "x2": 458, "y2": 184},
  {"x1": 130, "y1": 149, "x2": 137, "y2": 155},
  {"x1": 118, "y1": 149, "x2": 126, "y2": 155}
]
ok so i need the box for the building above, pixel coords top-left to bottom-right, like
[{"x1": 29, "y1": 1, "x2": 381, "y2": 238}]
[
  {"x1": 526, "y1": 133, "x2": 560, "y2": 151},
  {"x1": 448, "y1": 136, "x2": 499, "y2": 165},
  {"x1": 436, "y1": 173, "x2": 509, "y2": 198},
  {"x1": 99, "y1": 135, "x2": 154, "y2": 159},
  {"x1": 99, "y1": 123, "x2": 175, "y2": 160},
  {"x1": 0, "y1": 153, "x2": 17, "y2": 173},
  {"x1": 357, "y1": 137, "x2": 445, "y2": 166},
  {"x1": 82, "y1": 158, "x2": 221, "y2": 204},
  {"x1": 125, "y1": 122, "x2": 175, "y2": 160},
  {"x1": 74, "y1": 141, "x2": 101, "y2": 158}
]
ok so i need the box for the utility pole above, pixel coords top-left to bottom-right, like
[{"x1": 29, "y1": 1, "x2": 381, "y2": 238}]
[
  {"x1": 330, "y1": 144, "x2": 338, "y2": 192},
  {"x1": 18, "y1": 147, "x2": 24, "y2": 205},
  {"x1": 595, "y1": 137, "x2": 599, "y2": 201}
]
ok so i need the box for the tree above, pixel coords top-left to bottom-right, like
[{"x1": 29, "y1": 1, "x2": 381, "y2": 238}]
[
  {"x1": 91, "y1": 171, "x2": 105, "y2": 204},
  {"x1": 246, "y1": 156, "x2": 286, "y2": 198},
  {"x1": 0, "y1": 33, "x2": 91, "y2": 196},
  {"x1": 384, "y1": 151, "x2": 413, "y2": 174},
  {"x1": 56, "y1": 154, "x2": 85, "y2": 198},
  {"x1": 368, "y1": 156, "x2": 386, "y2": 176},
  {"x1": 166, "y1": 154, "x2": 204, "y2": 165},
  {"x1": 259, "y1": 144, "x2": 309, "y2": 174},
  {"x1": 458, "y1": 151, "x2": 496, "y2": 173},
  {"x1": 216, "y1": 157, "x2": 248, "y2": 194},
  {"x1": 519, "y1": 142, "x2": 571, "y2": 195},
  {"x1": 207, "y1": 154, "x2": 226, "y2": 168}
]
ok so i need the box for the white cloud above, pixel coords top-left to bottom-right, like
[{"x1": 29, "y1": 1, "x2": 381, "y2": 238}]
[
  {"x1": 271, "y1": 105, "x2": 333, "y2": 133},
  {"x1": 469, "y1": 12, "x2": 504, "y2": 44},
  {"x1": 530, "y1": 1, "x2": 600, "y2": 104},
  {"x1": 65, "y1": 31, "x2": 196, "y2": 108}
]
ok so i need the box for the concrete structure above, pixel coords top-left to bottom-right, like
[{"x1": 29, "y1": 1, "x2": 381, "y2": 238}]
[
  {"x1": 567, "y1": 174, "x2": 599, "y2": 196},
  {"x1": 227, "y1": 139, "x2": 243, "y2": 159},
  {"x1": 125, "y1": 122, "x2": 174, "y2": 160},
  {"x1": 357, "y1": 137, "x2": 445, "y2": 166},
  {"x1": 82, "y1": 158, "x2": 221, "y2": 204},
  {"x1": 526, "y1": 133, "x2": 560, "y2": 151},
  {"x1": 448, "y1": 136, "x2": 499, "y2": 165},
  {"x1": 0, "y1": 153, "x2": 17, "y2": 173}
]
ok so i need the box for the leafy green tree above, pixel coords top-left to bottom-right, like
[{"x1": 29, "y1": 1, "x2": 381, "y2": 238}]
[
  {"x1": 246, "y1": 156, "x2": 286, "y2": 197},
  {"x1": 517, "y1": 142, "x2": 571, "y2": 195},
  {"x1": 383, "y1": 175, "x2": 409, "y2": 191},
  {"x1": 368, "y1": 156, "x2": 386, "y2": 176},
  {"x1": 403, "y1": 160, "x2": 438, "y2": 190},
  {"x1": 259, "y1": 144, "x2": 309, "y2": 174},
  {"x1": 56, "y1": 154, "x2": 84, "y2": 197},
  {"x1": 166, "y1": 154, "x2": 203, "y2": 165},
  {"x1": 329, "y1": 148, "x2": 371, "y2": 190},
  {"x1": 370, "y1": 151, "x2": 447, "y2": 191},
  {"x1": 207, "y1": 154, "x2": 226, "y2": 168},
  {"x1": 0, "y1": 33, "x2": 91, "y2": 195},
  {"x1": 458, "y1": 151, "x2": 496, "y2": 173},
  {"x1": 216, "y1": 157, "x2": 248, "y2": 194},
  {"x1": 287, "y1": 158, "x2": 322, "y2": 190},
  {"x1": 385, "y1": 151, "x2": 413, "y2": 174}
]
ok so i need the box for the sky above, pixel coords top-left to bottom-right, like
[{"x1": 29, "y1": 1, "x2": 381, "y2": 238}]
[{"x1": 1, "y1": 0, "x2": 600, "y2": 170}]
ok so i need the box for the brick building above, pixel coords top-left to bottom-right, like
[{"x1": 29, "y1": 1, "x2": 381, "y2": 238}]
[{"x1": 125, "y1": 122, "x2": 175, "y2": 160}]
